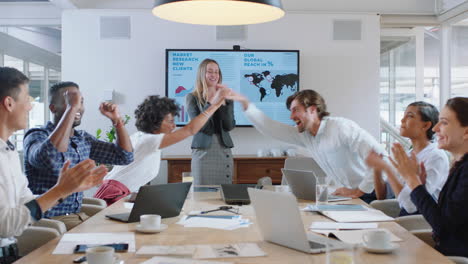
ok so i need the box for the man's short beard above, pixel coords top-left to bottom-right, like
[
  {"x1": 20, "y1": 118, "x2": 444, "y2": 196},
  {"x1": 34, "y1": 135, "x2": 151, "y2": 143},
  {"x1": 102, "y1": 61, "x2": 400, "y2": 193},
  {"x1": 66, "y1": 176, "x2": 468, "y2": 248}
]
[{"x1": 72, "y1": 120, "x2": 81, "y2": 128}]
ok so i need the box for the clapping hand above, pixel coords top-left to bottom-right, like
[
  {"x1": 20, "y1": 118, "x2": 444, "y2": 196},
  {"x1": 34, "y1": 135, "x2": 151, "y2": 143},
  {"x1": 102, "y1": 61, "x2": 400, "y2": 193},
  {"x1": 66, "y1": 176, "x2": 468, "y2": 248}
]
[
  {"x1": 365, "y1": 150, "x2": 388, "y2": 171},
  {"x1": 389, "y1": 143, "x2": 424, "y2": 190},
  {"x1": 56, "y1": 159, "x2": 108, "y2": 197},
  {"x1": 99, "y1": 102, "x2": 121, "y2": 123}
]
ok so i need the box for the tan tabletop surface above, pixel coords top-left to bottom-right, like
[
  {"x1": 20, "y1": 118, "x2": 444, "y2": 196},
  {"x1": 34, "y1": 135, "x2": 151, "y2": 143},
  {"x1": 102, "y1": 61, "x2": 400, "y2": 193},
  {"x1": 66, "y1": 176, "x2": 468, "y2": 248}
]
[{"x1": 16, "y1": 188, "x2": 452, "y2": 264}]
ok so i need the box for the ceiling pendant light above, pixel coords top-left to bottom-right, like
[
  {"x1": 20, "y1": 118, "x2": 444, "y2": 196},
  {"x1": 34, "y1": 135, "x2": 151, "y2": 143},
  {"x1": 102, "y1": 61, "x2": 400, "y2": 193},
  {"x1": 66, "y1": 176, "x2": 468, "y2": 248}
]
[{"x1": 152, "y1": 0, "x2": 285, "y2": 26}]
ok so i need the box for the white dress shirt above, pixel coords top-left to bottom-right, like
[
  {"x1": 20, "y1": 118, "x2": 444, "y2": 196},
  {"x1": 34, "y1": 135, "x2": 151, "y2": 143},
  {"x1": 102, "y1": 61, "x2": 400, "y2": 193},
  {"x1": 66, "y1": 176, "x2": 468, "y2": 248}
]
[
  {"x1": 397, "y1": 143, "x2": 449, "y2": 214},
  {"x1": 244, "y1": 103, "x2": 386, "y2": 193},
  {"x1": 0, "y1": 139, "x2": 35, "y2": 247},
  {"x1": 104, "y1": 132, "x2": 164, "y2": 192}
]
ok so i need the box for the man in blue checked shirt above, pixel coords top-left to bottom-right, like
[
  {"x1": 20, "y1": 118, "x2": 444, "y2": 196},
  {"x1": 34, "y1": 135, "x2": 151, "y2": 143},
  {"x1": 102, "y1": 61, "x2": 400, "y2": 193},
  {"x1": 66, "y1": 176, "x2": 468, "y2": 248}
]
[{"x1": 23, "y1": 82, "x2": 134, "y2": 230}]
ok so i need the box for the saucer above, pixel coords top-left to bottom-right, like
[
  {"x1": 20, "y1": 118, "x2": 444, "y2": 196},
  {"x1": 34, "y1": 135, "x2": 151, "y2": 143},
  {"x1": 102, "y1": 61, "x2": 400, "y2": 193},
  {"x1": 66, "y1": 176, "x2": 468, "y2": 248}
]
[
  {"x1": 135, "y1": 223, "x2": 168, "y2": 234},
  {"x1": 363, "y1": 242, "x2": 399, "y2": 254}
]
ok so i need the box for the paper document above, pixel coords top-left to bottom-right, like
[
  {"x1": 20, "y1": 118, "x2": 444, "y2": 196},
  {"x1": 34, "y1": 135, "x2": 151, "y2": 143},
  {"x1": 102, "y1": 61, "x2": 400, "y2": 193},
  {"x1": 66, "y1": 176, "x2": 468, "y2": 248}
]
[
  {"x1": 52, "y1": 232, "x2": 136, "y2": 254},
  {"x1": 309, "y1": 222, "x2": 378, "y2": 230},
  {"x1": 141, "y1": 256, "x2": 234, "y2": 264},
  {"x1": 193, "y1": 243, "x2": 266, "y2": 259},
  {"x1": 310, "y1": 229, "x2": 402, "y2": 244},
  {"x1": 124, "y1": 202, "x2": 134, "y2": 209},
  {"x1": 137, "y1": 245, "x2": 196, "y2": 256},
  {"x1": 177, "y1": 215, "x2": 252, "y2": 230},
  {"x1": 321, "y1": 209, "x2": 394, "y2": 222},
  {"x1": 303, "y1": 204, "x2": 367, "y2": 212}
]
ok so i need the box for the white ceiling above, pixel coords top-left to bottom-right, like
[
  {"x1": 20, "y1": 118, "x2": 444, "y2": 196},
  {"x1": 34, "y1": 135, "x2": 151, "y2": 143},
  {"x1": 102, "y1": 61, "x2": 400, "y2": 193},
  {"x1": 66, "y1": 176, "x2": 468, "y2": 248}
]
[{"x1": 65, "y1": 0, "x2": 437, "y2": 15}]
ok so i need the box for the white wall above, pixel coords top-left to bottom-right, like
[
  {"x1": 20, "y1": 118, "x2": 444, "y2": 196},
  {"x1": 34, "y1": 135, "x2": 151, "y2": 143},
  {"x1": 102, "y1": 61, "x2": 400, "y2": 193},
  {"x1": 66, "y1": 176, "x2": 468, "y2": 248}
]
[{"x1": 62, "y1": 10, "x2": 380, "y2": 160}]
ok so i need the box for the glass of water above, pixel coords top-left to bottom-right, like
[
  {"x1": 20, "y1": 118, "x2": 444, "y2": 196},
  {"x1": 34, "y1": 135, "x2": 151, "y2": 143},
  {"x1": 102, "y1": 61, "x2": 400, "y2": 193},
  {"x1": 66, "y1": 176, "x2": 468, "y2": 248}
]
[
  {"x1": 326, "y1": 243, "x2": 356, "y2": 264},
  {"x1": 315, "y1": 176, "x2": 328, "y2": 205}
]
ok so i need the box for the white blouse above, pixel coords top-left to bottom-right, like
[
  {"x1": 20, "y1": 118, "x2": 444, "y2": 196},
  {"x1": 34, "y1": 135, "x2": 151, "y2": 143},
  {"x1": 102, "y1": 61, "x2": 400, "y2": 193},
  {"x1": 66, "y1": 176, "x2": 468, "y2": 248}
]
[{"x1": 104, "y1": 132, "x2": 164, "y2": 192}]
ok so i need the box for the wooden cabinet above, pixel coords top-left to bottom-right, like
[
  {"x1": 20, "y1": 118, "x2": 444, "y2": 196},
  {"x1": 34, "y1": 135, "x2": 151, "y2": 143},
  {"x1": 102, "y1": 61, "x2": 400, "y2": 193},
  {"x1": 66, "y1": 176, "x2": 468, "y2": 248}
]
[{"x1": 163, "y1": 155, "x2": 286, "y2": 184}]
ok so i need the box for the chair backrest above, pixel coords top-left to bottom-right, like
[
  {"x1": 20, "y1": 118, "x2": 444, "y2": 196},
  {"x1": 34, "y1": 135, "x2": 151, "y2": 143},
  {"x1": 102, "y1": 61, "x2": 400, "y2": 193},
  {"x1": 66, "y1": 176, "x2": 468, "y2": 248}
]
[
  {"x1": 448, "y1": 256, "x2": 468, "y2": 264},
  {"x1": 282, "y1": 157, "x2": 321, "y2": 185},
  {"x1": 16, "y1": 226, "x2": 60, "y2": 256}
]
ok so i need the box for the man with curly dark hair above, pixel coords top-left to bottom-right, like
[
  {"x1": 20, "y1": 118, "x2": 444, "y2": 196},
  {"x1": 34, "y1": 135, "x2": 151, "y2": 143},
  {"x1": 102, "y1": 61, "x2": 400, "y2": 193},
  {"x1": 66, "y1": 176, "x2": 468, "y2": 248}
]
[{"x1": 94, "y1": 86, "x2": 230, "y2": 205}]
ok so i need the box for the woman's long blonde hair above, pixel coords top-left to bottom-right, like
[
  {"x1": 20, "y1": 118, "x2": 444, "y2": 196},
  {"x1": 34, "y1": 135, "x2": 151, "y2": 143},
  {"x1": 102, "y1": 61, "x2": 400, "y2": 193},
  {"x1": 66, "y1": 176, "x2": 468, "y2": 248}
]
[{"x1": 192, "y1": 59, "x2": 222, "y2": 105}]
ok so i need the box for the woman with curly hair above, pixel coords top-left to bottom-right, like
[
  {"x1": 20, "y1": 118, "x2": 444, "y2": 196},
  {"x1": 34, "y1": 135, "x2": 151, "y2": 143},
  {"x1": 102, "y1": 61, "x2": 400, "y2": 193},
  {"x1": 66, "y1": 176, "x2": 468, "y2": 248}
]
[{"x1": 94, "y1": 88, "x2": 229, "y2": 205}]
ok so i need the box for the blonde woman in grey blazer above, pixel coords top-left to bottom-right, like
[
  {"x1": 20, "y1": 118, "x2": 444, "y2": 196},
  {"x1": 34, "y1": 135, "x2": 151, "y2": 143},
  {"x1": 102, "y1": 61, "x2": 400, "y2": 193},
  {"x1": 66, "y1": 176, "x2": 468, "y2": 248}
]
[{"x1": 186, "y1": 59, "x2": 236, "y2": 185}]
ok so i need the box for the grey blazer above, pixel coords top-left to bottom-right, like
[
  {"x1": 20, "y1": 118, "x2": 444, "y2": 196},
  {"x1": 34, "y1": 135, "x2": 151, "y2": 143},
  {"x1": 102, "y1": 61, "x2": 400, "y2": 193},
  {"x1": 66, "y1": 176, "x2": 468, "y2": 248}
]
[{"x1": 186, "y1": 93, "x2": 235, "y2": 149}]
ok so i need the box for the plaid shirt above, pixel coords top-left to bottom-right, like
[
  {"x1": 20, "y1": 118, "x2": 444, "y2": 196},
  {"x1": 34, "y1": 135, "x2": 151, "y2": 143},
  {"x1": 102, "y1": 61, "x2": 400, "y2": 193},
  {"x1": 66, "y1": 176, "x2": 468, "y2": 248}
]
[{"x1": 23, "y1": 121, "x2": 134, "y2": 217}]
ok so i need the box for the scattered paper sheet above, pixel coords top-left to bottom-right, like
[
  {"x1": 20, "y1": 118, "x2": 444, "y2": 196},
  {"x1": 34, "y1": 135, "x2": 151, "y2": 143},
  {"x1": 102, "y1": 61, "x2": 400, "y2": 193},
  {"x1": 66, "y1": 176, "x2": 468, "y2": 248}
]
[
  {"x1": 321, "y1": 209, "x2": 395, "y2": 222},
  {"x1": 137, "y1": 245, "x2": 196, "y2": 256},
  {"x1": 140, "y1": 256, "x2": 234, "y2": 264},
  {"x1": 52, "y1": 232, "x2": 136, "y2": 254},
  {"x1": 193, "y1": 243, "x2": 266, "y2": 259},
  {"x1": 124, "y1": 202, "x2": 134, "y2": 209},
  {"x1": 177, "y1": 215, "x2": 252, "y2": 230},
  {"x1": 310, "y1": 229, "x2": 402, "y2": 244},
  {"x1": 303, "y1": 204, "x2": 367, "y2": 212},
  {"x1": 309, "y1": 222, "x2": 378, "y2": 230}
]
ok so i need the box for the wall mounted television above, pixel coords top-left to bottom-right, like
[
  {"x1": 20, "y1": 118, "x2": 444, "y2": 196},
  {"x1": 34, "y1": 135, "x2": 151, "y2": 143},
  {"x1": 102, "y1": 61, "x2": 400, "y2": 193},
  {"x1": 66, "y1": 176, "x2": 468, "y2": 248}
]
[{"x1": 165, "y1": 49, "x2": 300, "y2": 126}]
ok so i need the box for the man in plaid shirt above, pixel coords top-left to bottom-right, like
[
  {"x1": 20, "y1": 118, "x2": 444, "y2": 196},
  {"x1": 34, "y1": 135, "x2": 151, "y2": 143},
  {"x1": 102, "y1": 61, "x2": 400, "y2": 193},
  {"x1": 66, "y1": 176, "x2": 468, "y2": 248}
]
[{"x1": 23, "y1": 82, "x2": 134, "y2": 230}]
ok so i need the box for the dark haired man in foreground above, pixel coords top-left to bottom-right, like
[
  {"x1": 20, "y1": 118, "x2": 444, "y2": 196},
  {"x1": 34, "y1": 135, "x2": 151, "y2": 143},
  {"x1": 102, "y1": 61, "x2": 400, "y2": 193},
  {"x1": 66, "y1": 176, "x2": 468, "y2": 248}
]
[{"x1": 0, "y1": 67, "x2": 107, "y2": 263}]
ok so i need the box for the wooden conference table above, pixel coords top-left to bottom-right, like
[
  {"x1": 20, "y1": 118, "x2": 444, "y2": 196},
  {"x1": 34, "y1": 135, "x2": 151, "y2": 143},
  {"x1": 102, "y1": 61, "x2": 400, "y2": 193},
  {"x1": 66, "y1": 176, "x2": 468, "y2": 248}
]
[{"x1": 16, "y1": 188, "x2": 452, "y2": 264}]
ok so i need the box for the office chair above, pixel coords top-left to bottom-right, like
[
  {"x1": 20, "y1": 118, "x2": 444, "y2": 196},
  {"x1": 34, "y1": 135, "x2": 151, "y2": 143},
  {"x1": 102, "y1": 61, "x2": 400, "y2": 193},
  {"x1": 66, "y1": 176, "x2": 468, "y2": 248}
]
[
  {"x1": 369, "y1": 199, "x2": 400, "y2": 218},
  {"x1": 15, "y1": 219, "x2": 66, "y2": 256}
]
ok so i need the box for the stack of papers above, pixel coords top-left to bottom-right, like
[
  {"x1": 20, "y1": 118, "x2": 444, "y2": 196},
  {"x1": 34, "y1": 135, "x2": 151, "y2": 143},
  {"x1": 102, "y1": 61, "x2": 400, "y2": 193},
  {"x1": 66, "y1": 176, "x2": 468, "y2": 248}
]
[
  {"x1": 52, "y1": 232, "x2": 136, "y2": 254},
  {"x1": 309, "y1": 222, "x2": 378, "y2": 230},
  {"x1": 310, "y1": 228, "x2": 402, "y2": 245},
  {"x1": 321, "y1": 209, "x2": 395, "y2": 222},
  {"x1": 137, "y1": 243, "x2": 266, "y2": 259},
  {"x1": 303, "y1": 204, "x2": 367, "y2": 212},
  {"x1": 141, "y1": 256, "x2": 233, "y2": 264},
  {"x1": 177, "y1": 214, "x2": 252, "y2": 230}
]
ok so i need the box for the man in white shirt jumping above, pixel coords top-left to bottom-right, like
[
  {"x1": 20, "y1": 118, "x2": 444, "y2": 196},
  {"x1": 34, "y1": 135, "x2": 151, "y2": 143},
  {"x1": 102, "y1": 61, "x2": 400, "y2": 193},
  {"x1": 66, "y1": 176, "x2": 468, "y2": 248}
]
[
  {"x1": 0, "y1": 67, "x2": 107, "y2": 263},
  {"x1": 227, "y1": 89, "x2": 386, "y2": 202}
]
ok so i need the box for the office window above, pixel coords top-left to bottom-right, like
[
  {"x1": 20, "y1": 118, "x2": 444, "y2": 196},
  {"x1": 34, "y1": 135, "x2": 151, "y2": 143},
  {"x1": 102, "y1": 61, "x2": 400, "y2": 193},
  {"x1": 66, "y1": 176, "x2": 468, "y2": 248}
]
[
  {"x1": 29, "y1": 63, "x2": 46, "y2": 128},
  {"x1": 424, "y1": 27, "x2": 441, "y2": 106},
  {"x1": 4, "y1": 55, "x2": 24, "y2": 71},
  {"x1": 380, "y1": 37, "x2": 416, "y2": 127},
  {"x1": 451, "y1": 25, "x2": 468, "y2": 97}
]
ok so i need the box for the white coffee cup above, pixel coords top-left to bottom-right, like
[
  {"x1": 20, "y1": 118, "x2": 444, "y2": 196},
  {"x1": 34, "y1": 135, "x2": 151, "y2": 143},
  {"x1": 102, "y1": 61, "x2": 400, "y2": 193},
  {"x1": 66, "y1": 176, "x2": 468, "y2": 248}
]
[
  {"x1": 270, "y1": 148, "x2": 282, "y2": 157},
  {"x1": 286, "y1": 149, "x2": 297, "y2": 157},
  {"x1": 140, "y1": 214, "x2": 161, "y2": 229},
  {"x1": 362, "y1": 230, "x2": 391, "y2": 249},
  {"x1": 86, "y1": 246, "x2": 117, "y2": 264},
  {"x1": 257, "y1": 149, "x2": 265, "y2": 157}
]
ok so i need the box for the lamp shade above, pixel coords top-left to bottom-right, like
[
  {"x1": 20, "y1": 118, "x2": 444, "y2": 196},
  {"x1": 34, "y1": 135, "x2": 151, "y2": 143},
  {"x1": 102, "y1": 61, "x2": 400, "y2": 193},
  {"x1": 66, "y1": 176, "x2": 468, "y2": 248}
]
[{"x1": 152, "y1": 0, "x2": 285, "y2": 26}]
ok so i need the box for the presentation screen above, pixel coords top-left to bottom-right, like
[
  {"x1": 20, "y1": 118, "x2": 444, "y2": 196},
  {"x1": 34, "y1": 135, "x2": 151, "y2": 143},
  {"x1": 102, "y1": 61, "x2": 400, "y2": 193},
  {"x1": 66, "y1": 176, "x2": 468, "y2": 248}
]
[{"x1": 165, "y1": 49, "x2": 300, "y2": 126}]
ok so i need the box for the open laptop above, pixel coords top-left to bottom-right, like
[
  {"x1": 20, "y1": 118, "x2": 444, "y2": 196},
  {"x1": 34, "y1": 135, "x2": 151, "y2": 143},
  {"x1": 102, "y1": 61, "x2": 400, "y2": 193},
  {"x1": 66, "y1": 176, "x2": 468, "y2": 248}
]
[
  {"x1": 106, "y1": 182, "x2": 191, "y2": 223},
  {"x1": 281, "y1": 168, "x2": 351, "y2": 202},
  {"x1": 248, "y1": 188, "x2": 347, "y2": 253},
  {"x1": 220, "y1": 184, "x2": 257, "y2": 205}
]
